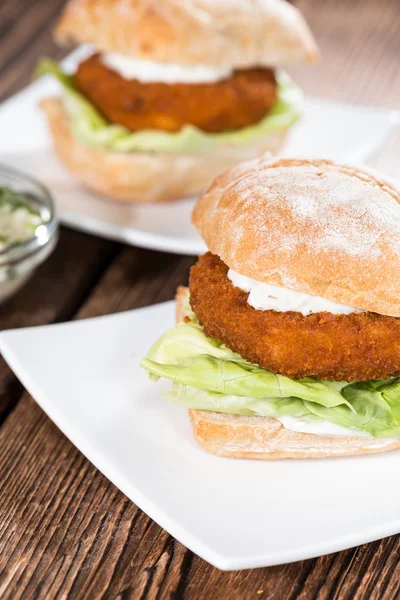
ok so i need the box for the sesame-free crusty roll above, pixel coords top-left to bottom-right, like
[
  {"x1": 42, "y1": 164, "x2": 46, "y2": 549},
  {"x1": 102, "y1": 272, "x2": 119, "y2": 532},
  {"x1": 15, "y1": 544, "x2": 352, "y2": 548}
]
[{"x1": 193, "y1": 156, "x2": 400, "y2": 317}]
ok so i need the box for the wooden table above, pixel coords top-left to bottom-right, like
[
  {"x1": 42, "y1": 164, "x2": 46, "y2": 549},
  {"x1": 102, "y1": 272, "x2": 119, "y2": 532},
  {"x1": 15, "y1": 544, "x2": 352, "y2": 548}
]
[{"x1": 0, "y1": 0, "x2": 399, "y2": 597}]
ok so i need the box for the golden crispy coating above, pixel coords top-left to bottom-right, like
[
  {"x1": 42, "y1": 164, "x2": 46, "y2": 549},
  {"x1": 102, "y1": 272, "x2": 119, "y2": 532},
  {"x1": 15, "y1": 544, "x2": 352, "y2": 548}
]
[
  {"x1": 74, "y1": 54, "x2": 277, "y2": 133},
  {"x1": 189, "y1": 253, "x2": 400, "y2": 382}
]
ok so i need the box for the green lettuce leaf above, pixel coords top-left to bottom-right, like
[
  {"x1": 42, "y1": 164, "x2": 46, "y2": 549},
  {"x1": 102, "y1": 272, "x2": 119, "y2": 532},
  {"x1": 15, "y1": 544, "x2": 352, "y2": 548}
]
[
  {"x1": 141, "y1": 321, "x2": 350, "y2": 408},
  {"x1": 140, "y1": 319, "x2": 400, "y2": 438},
  {"x1": 165, "y1": 383, "x2": 400, "y2": 438},
  {"x1": 36, "y1": 58, "x2": 303, "y2": 154}
]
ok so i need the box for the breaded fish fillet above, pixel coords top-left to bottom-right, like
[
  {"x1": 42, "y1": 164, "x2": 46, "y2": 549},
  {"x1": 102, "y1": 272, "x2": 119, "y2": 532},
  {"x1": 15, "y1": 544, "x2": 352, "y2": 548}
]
[
  {"x1": 75, "y1": 54, "x2": 278, "y2": 133},
  {"x1": 189, "y1": 253, "x2": 400, "y2": 382}
]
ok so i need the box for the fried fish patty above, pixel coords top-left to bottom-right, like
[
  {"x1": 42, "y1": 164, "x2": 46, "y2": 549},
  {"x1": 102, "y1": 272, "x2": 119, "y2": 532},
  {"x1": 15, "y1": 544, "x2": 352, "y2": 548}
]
[
  {"x1": 75, "y1": 54, "x2": 278, "y2": 133},
  {"x1": 189, "y1": 253, "x2": 400, "y2": 382}
]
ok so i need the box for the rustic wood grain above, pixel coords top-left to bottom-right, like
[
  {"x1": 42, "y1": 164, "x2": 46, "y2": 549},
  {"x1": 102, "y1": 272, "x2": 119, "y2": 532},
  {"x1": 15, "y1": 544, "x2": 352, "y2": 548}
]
[
  {"x1": 288, "y1": 0, "x2": 400, "y2": 107},
  {"x1": 0, "y1": 0, "x2": 67, "y2": 101},
  {"x1": 0, "y1": 0, "x2": 399, "y2": 598}
]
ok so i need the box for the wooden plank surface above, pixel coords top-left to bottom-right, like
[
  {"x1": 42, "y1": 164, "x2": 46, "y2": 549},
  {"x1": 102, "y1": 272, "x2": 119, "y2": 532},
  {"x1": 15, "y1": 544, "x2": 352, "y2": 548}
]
[{"x1": 0, "y1": 0, "x2": 399, "y2": 597}]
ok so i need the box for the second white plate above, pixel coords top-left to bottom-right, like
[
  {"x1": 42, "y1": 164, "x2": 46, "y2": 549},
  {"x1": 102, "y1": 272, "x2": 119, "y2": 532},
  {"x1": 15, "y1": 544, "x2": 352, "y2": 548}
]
[{"x1": 0, "y1": 47, "x2": 398, "y2": 255}]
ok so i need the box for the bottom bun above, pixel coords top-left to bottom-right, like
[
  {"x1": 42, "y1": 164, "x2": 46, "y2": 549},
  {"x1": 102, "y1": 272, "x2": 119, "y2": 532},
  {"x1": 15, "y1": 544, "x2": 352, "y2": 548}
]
[
  {"x1": 175, "y1": 287, "x2": 400, "y2": 459},
  {"x1": 188, "y1": 410, "x2": 400, "y2": 459},
  {"x1": 41, "y1": 97, "x2": 288, "y2": 204}
]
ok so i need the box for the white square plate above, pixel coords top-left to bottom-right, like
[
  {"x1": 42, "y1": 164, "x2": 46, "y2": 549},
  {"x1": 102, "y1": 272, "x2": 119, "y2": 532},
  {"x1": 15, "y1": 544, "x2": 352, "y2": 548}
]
[
  {"x1": 1, "y1": 301, "x2": 400, "y2": 570},
  {"x1": 0, "y1": 47, "x2": 398, "y2": 255}
]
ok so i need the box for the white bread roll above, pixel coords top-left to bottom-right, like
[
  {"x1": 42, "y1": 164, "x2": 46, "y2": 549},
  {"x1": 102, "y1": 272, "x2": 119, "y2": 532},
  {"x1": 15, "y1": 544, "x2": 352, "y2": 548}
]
[
  {"x1": 193, "y1": 156, "x2": 400, "y2": 317},
  {"x1": 41, "y1": 98, "x2": 288, "y2": 203},
  {"x1": 54, "y1": 0, "x2": 318, "y2": 67}
]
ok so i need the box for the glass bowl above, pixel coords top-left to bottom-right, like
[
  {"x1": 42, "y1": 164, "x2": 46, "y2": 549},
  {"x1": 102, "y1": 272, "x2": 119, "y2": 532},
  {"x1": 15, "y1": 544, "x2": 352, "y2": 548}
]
[{"x1": 0, "y1": 163, "x2": 58, "y2": 304}]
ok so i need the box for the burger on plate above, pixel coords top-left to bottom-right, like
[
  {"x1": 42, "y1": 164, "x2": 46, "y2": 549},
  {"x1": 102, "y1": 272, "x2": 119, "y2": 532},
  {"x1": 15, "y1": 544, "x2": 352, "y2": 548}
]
[
  {"x1": 37, "y1": 0, "x2": 318, "y2": 203},
  {"x1": 141, "y1": 156, "x2": 400, "y2": 459}
]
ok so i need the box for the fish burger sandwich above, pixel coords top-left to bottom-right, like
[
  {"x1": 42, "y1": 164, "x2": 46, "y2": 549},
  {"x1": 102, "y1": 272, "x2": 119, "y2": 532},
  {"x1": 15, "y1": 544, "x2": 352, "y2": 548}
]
[
  {"x1": 38, "y1": 0, "x2": 318, "y2": 203},
  {"x1": 141, "y1": 156, "x2": 400, "y2": 459}
]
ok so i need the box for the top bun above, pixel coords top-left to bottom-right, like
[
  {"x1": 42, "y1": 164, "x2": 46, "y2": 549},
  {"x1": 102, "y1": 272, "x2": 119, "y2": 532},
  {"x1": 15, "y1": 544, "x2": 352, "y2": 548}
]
[
  {"x1": 193, "y1": 156, "x2": 400, "y2": 317},
  {"x1": 54, "y1": 0, "x2": 318, "y2": 67}
]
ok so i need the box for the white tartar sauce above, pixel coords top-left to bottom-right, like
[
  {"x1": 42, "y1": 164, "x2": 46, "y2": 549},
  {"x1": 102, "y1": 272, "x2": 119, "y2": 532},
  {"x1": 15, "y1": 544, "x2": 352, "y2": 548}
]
[
  {"x1": 276, "y1": 415, "x2": 369, "y2": 437},
  {"x1": 228, "y1": 269, "x2": 363, "y2": 316},
  {"x1": 100, "y1": 53, "x2": 233, "y2": 84},
  {"x1": 0, "y1": 188, "x2": 44, "y2": 251}
]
